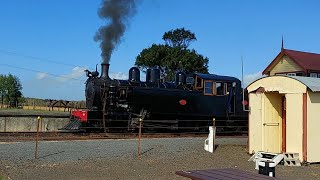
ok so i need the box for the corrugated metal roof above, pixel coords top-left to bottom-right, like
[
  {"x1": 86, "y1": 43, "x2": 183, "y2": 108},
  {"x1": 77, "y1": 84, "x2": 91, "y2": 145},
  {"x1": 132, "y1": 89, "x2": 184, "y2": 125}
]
[
  {"x1": 195, "y1": 73, "x2": 240, "y2": 82},
  {"x1": 288, "y1": 76, "x2": 320, "y2": 92}
]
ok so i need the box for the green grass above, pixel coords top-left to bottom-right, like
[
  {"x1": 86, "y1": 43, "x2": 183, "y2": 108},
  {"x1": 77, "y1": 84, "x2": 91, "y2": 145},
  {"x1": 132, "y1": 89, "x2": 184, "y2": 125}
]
[
  {"x1": 0, "y1": 175, "x2": 5, "y2": 180},
  {"x1": 0, "y1": 108, "x2": 69, "y2": 116}
]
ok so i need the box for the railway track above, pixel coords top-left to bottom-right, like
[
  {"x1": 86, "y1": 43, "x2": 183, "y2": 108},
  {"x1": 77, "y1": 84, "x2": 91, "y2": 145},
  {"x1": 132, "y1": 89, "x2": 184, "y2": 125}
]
[{"x1": 0, "y1": 131, "x2": 247, "y2": 142}]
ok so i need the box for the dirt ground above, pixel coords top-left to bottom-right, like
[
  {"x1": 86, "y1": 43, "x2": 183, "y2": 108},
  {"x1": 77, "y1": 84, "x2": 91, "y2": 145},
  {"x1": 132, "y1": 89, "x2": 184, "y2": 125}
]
[{"x1": 0, "y1": 138, "x2": 319, "y2": 180}]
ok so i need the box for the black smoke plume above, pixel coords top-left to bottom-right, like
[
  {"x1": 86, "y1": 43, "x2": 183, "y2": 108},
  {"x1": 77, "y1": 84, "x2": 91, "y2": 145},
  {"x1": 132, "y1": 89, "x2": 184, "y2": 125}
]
[{"x1": 95, "y1": 0, "x2": 137, "y2": 63}]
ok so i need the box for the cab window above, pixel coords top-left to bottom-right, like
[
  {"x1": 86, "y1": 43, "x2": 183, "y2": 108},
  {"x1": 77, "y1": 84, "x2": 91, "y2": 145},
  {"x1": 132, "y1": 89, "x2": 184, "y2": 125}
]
[
  {"x1": 216, "y1": 82, "x2": 225, "y2": 95},
  {"x1": 226, "y1": 82, "x2": 235, "y2": 95},
  {"x1": 204, "y1": 81, "x2": 213, "y2": 95},
  {"x1": 186, "y1": 77, "x2": 194, "y2": 85},
  {"x1": 195, "y1": 76, "x2": 203, "y2": 88}
]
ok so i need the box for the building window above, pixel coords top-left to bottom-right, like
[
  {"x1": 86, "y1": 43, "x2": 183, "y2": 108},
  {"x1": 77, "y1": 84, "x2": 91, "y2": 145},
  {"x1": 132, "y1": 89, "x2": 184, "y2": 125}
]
[
  {"x1": 318, "y1": 74, "x2": 320, "y2": 78},
  {"x1": 310, "y1": 73, "x2": 317, "y2": 78},
  {"x1": 287, "y1": 73, "x2": 296, "y2": 76}
]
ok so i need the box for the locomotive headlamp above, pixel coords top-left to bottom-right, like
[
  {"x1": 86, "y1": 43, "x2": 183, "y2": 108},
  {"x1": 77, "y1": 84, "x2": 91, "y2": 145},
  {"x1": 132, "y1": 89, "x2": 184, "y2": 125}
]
[{"x1": 232, "y1": 82, "x2": 236, "y2": 87}]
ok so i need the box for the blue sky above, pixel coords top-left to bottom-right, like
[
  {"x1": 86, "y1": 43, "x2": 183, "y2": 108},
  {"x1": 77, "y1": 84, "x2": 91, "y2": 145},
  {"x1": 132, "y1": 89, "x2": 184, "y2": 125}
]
[{"x1": 1, "y1": 0, "x2": 320, "y2": 100}]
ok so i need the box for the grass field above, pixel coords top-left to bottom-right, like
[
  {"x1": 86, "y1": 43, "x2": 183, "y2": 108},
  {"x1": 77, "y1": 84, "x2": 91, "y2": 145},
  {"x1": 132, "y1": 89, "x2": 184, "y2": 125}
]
[
  {"x1": 22, "y1": 105, "x2": 73, "y2": 112},
  {"x1": 0, "y1": 108, "x2": 69, "y2": 116}
]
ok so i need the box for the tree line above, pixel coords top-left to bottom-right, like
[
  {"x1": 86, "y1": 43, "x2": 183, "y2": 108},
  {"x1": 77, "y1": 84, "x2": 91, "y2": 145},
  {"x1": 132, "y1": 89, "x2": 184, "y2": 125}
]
[{"x1": 0, "y1": 74, "x2": 23, "y2": 107}]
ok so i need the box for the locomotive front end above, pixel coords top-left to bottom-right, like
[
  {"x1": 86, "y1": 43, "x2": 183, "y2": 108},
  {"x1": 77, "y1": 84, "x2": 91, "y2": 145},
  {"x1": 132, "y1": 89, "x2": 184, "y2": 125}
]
[{"x1": 85, "y1": 63, "x2": 114, "y2": 110}]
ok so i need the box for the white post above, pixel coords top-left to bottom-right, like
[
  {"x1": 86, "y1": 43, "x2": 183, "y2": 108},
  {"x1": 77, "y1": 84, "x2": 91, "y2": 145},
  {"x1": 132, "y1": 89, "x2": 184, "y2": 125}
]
[{"x1": 204, "y1": 126, "x2": 215, "y2": 153}]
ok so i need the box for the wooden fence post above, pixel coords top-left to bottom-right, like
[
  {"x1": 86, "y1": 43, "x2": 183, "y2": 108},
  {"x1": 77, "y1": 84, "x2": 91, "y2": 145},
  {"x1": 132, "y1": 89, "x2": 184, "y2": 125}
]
[
  {"x1": 138, "y1": 117, "x2": 143, "y2": 159},
  {"x1": 35, "y1": 116, "x2": 41, "y2": 159}
]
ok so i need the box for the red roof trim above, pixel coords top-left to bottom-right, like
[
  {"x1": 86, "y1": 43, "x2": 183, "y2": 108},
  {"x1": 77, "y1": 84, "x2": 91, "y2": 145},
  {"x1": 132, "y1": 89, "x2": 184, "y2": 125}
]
[
  {"x1": 282, "y1": 49, "x2": 307, "y2": 72},
  {"x1": 262, "y1": 48, "x2": 320, "y2": 75}
]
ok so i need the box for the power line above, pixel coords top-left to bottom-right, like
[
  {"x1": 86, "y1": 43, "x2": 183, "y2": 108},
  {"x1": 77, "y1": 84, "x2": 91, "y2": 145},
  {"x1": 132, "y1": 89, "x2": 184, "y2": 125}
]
[
  {"x1": 0, "y1": 49, "x2": 87, "y2": 68},
  {"x1": 0, "y1": 63, "x2": 86, "y2": 82}
]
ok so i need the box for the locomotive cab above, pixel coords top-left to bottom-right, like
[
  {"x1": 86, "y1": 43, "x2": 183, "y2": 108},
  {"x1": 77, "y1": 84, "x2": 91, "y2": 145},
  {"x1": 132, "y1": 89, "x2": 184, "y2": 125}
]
[{"x1": 193, "y1": 73, "x2": 241, "y2": 114}]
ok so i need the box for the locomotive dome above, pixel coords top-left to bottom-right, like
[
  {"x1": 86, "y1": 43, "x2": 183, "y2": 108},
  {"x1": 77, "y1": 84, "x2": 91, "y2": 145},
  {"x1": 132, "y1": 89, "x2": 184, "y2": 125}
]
[
  {"x1": 175, "y1": 72, "x2": 186, "y2": 85},
  {"x1": 129, "y1": 67, "x2": 140, "y2": 82}
]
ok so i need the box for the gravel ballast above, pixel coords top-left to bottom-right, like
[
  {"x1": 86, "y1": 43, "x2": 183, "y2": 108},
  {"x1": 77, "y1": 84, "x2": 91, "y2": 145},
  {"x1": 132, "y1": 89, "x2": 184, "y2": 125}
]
[{"x1": 0, "y1": 137, "x2": 319, "y2": 180}]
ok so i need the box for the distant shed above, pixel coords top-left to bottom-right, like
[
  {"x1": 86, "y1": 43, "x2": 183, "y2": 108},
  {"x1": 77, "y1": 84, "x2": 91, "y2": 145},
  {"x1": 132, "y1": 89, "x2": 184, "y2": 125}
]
[{"x1": 247, "y1": 75, "x2": 320, "y2": 163}]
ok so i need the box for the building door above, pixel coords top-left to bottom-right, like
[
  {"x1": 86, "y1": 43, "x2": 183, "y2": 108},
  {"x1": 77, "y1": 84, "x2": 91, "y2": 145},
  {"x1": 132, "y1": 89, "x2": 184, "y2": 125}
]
[{"x1": 263, "y1": 92, "x2": 282, "y2": 153}]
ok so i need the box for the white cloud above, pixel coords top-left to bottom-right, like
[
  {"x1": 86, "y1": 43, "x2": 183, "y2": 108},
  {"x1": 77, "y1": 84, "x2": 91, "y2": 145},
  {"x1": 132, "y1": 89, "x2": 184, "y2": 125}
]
[
  {"x1": 27, "y1": 69, "x2": 147, "y2": 100},
  {"x1": 56, "y1": 66, "x2": 86, "y2": 82},
  {"x1": 36, "y1": 72, "x2": 48, "y2": 80},
  {"x1": 109, "y1": 72, "x2": 147, "y2": 81},
  {"x1": 28, "y1": 67, "x2": 87, "y2": 100},
  {"x1": 243, "y1": 71, "x2": 264, "y2": 87},
  {"x1": 109, "y1": 72, "x2": 128, "y2": 80}
]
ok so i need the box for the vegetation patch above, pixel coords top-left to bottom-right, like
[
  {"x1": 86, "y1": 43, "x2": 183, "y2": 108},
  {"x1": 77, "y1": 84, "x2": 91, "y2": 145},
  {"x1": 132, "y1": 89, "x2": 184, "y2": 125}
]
[{"x1": 0, "y1": 174, "x2": 6, "y2": 180}]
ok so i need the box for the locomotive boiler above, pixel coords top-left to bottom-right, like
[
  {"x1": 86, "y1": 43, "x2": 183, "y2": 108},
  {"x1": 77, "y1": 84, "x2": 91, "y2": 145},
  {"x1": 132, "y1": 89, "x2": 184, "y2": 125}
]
[{"x1": 69, "y1": 63, "x2": 247, "y2": 133}]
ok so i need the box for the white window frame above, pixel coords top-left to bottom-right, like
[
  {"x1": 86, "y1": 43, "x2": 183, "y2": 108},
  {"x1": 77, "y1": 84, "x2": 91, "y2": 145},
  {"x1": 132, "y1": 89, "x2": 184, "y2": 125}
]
[{"x1": 310, "y1": 73, "x2": 317, "y2": 78}]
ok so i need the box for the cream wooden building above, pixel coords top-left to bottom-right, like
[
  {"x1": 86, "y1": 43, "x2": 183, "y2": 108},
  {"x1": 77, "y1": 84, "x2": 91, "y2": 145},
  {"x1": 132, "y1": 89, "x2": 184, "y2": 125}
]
[
  {"x1": 263, "y1": 48, "x2": 320, "y2": 77},
  {"x1": 247, "y1": 75, "x2": 320, "y2": 163}
]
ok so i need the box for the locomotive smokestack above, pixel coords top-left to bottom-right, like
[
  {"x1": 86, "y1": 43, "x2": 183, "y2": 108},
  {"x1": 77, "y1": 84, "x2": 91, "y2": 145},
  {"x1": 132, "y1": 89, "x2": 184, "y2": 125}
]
[{"x1": 100, "y1": 63, "x2": 110, "y2": 79}]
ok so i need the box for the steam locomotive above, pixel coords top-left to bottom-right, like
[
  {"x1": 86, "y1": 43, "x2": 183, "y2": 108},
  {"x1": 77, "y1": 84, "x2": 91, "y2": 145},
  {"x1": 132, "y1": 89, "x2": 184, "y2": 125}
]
[{"x1": 69, "y1": 63, "x2": 247, "y2": 132}]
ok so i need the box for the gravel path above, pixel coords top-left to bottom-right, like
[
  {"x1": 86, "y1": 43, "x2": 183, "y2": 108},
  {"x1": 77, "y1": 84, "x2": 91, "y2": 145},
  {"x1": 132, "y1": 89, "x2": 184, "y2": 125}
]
[
  {"x1": 0, "y1": 137, "x2": 246, "y2": 163},
  {"x1": 0, "y1": 137, "x2": 319, "y2": 180}
]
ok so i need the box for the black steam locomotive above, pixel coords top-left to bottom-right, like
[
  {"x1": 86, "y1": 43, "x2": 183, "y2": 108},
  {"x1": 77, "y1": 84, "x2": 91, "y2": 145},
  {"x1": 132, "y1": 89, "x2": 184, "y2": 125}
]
[{"x1": 70, "y1": 63, "x2": 247, "y2": 132}]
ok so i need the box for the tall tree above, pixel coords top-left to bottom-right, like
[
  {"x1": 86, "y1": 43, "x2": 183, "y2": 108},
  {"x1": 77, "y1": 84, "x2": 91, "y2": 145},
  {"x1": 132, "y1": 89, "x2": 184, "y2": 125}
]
[
  {"x1": 135, "y1": 44, "x2": 170, "y2": 73},
  {"x1": 0, "y1": 75, "x2": 5, "y2": 107},
  {"x1": 0, "y1": 74, "x2": 23, "y2": 107},
  {"x1": 135, "y1": 28, "x2": 208, "y2": 81},
  {"x1": 162, "y1": 28, "x2": 196, "y2": 49}
]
